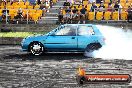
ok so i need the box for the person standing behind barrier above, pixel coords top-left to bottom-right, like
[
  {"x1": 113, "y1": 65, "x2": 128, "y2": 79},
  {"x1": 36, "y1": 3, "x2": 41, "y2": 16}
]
[
  {"x1": 63, "y1": 0, "x2": 70, "y2": 6},
  {"x1": 2, "y1": 0, "x2": 6, "y2": 6},
  {"x1": 64, "y1": 7, "x2": 71, "y2": 23},
  {"x1": 114, "y1": 1, "x2": 119, "y2": 11},
  {"x1": 14, "y1": 8, "x2": 23, "y2": 23},
  {"x1": 72, "y1": 6, "x2": 79, "y2": 23},
  {"x1": 89, "y1": 0, "x2": 96, "y2": 3},
  {"x1": 29, "y1": 0, "x2": 36, "y2": 5},
  {"x1": 58, "y1": 7, "x2": 64, "y2": 24},
  {"x1": 90, "y1": 1, "x2": 97, "y2": 19},
  {"x1": 37, "y1": 0, "x2": 41, "y2": 5},
  {"x1": 40, "y1": 0, "x2": 46, "y2": 16},
  {"x1": 90, "y1": 1, "x2": 97, "y2": 12},
  {"x1": 127, "y1": 6, "x2": 132, "y2": 22},
  {"x1": 80, "y1": 5, "x2": 87, "y2": 24},
  {"x1": 98, "y1": 1, "x2": 105, "y2": 19},
  {"x1": 107, "y1": 3, "x2": 112, "y2": 12},
  {"x1": 45, "y1": 0, "x2": 50, "y2": 12},
  {"x1": 114, "y1": 1, "x2": 122, "y2": 19},
  {"x1": 96, "y1": 0, "x2": 102, "y2": 3},
  {"x1": 63, "y1": 0, "x2": 70, "y2": 9},
  {"x1": 98, "y1": 1, "x2": 105, "y2": 12}
]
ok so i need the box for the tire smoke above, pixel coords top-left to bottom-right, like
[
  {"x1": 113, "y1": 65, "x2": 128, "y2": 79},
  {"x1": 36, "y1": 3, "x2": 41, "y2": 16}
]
[{"x1": 87, "y1": 25, "x2": 132, "y2": 60}]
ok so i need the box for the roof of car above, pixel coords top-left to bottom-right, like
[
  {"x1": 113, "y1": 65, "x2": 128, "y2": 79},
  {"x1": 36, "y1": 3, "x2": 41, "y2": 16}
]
[{"x1": 63, "y1": 24, "x2": 93, "y2": 26}]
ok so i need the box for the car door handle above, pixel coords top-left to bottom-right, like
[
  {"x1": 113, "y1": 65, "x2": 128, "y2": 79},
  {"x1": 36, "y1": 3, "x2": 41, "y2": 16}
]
[{"x1": 71, "y1": 37, "x2": 75, "y2": 39}]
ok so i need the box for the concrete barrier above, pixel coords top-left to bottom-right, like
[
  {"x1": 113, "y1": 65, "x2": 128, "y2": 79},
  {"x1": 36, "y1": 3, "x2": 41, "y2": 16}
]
[
  {"x1": 0, "y1": 37, "x2": 23, "y2": 45},
  {"x1": 0, "y1": 24, "x2": 58, "y2": 32},
  {"x1": 0, "y1": 23, "x2": 131, "y2": 32}
]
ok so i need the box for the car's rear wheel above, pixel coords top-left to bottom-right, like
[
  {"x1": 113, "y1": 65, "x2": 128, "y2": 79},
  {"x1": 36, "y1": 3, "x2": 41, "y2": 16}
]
[
  {"x1": 85, "y1": 43, "x2": 102, "y2": 52},
  {"x1": 29, "y1": 42, "x2": 44, "y2": 55}
]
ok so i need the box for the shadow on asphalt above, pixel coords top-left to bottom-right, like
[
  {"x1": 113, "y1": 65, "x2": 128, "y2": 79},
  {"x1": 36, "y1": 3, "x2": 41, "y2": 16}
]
[{"x1": 2, "y1": 53, "x2": 92, "y2": 61}]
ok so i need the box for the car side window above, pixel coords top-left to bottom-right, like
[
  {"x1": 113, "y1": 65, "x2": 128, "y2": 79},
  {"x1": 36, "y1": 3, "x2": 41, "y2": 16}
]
[
  {"x1": 55, "y1": 26, "x2": 76, "y2": 36},
  {"x1": 78, "y1": 26, "x2": 95, "y2": 36}
]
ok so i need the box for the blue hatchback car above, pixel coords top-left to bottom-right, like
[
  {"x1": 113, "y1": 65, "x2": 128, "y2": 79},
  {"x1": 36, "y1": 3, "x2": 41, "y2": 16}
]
[{"x1": 21, "y1": 24, "x2": 105, "y2": 55}]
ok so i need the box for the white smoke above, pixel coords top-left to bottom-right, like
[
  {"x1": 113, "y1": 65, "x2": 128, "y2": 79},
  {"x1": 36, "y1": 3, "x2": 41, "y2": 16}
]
[{"x1": 90, "y1": 25, "x2": 132, "y2": 60}]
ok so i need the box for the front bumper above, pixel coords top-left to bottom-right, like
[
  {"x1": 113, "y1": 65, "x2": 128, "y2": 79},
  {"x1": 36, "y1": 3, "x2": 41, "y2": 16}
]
[
  {"x1": 20, "y1": 48, "x2": 28, "y2": 52},
  {"x1": 21, "y1": 42, "x2": 29, "y2": 52}
]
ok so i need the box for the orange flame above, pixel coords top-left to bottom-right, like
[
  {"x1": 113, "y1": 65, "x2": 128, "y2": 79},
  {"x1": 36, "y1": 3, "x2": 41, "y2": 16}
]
[{"x1": 77, "y1": 66, "x2": 86, "y2": 76}]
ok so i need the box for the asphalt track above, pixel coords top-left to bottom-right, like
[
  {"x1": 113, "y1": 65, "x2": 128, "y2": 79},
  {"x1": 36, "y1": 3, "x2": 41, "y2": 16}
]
[{"x1": 0, "y1": 45, "x2": 132, "y2": 88}]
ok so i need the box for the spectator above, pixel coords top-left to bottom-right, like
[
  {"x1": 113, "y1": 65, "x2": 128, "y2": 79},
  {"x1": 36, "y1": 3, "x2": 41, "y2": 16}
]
[
  {"x1": 7, "y1": 0, "x2": 10, "y2": 4},
  {"x1": 10, "y1": 0, "x2": 13, "y2": 4},
  {"x1": 41, "y1": 0, "x2": 46, "y2": 7},
  {"x1": 127, "y1": 6, "x2": 132, "y2": 22},
  {"x1": 3, "y1": 0, "x2": 6, "y2": 5},
  {"x1": 118, "y1": 3, "x2": 122, "y2": 13},
  {"x1": 90, "y1": 1, "x2": 97, "y2": 12},
  {"x1": 40, "y1": 0, "x2": 46, "y2": 16},
  {"x1": 15, "y1": 8, "x2": 23, "y2": 20},
  {"x1": 63, "y1": 0, "x2": 70, "y2": 7},
  {"x1": 11, "y1": 0, "x2": 18, "y2": 5},
  {"x1": 72, "y1": 6, "x2": 79, "y2": 23},
  {"x1": 110, "y1": 0, "x2": 112, "y2": 3},
  {"x1": 50, "y1": 0, "x2": 53, "y2": 8},
  {"x1": 89, "y1": 0, "x2": 96, "y2": 3},
  {"x1": 98, "y1": 1, "x2": 105, "y2": 12},
  {"x1": 80, "y1": 5, "x2": 87, "y2": 23},
  {"x1": 64, "y1": 7, "x2": 71, "y2": 23},
  {"x1": 90, "y1": 1, "x2": 97, "y2": 19},
  {"x1": 46, "y1": 0, "x2": 50, "y2": 10},
  {"x1": 107, "y1": 3, "x2": 112, "y2": 12},
  {"x1": 58, "y1": 7, "x2": 64, "y2": 24},
  {"x1": 72, "y1": 6, "x2": 78, "y2": 15},
  {"x1": 14, "y1": 8, "x2": 23, "y2": 23},
  {"x1": 67, "y1": 0, "x2": 74, "y2": 4},
  {"x1": 74, "y1": 0, "x2": 82, "y2": 4},
  {"x1": 28, "y1": 0, "x2": 36, "y2": 5},
  {"x1": 37, "y1": 0, "x2": 41, "y2": 5},
  {"x1": 23, "y1": 0, "x2": 27, "y2": 3},
  {"x1": 2, "y1": 6, "x2": 10, "y2": 22},
  {"x1": 96, "y1": 0, "x2": 101, "y2": 3},
  {"x1": 65, "y1": 6, "x2": 71, "y2": 13},
  {"x1": 114, "y1": 1, "x2": 120, "y2": 11}
]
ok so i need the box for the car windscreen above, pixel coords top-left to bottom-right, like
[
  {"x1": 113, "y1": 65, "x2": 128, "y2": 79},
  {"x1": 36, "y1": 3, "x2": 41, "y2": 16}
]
[{"x1": 78, "y1": 26, "x2": 95, "y2": 36}]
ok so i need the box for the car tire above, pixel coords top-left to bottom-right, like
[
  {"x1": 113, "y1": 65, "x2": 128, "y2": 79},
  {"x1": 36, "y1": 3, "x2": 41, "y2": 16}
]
[
  {"x1": 85, "y1": 43, "x2": 101, "y2": 52},
  {"x1": 29, "y1": 42, "x2": 44, "y2": 56}
]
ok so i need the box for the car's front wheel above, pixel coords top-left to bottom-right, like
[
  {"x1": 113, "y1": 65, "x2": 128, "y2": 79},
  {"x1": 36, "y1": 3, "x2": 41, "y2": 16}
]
[{"x1": 29, "y1": 42, "x2": 44, "y2": 55}]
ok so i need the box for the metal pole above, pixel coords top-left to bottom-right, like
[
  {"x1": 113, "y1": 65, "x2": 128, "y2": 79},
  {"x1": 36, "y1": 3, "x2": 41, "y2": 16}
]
[
  {"x1": 94, "y1": 8, "x2": 95, "y2": 20},
  {"x1": 118, "y1": 8, "x2": 119, "y2": 21},
  {"x1": 27, "y1": 9, "x2": 28, "y2": 24},
  {"x1": 6, "y1": 1, "x2": 7, "y2": 24},
  {"x1": 70, "y1": 9, "x2": 72, "y2": 23}
]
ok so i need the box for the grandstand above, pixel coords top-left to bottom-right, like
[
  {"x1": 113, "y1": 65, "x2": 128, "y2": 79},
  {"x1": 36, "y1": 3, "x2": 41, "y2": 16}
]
[
  {"x1": 0, "y1": 0, "x2": 131, "y2": 24},
  {"x1": 0, "y1": 1, "x2": 43, "y2": 23}
]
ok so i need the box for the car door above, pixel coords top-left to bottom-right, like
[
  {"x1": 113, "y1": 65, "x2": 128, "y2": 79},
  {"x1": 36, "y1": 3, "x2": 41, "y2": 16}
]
[
  {"x1": 77, "y1": 25, "x2": 95, "y2": 50},
  {"x1": 44, "y1": 25, "x2": 78, "y2": 51}
]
